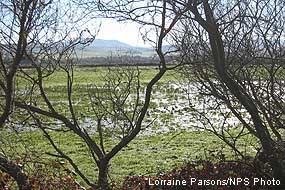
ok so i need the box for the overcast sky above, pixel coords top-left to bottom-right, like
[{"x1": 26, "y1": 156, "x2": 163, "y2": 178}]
[{"x1": 96, "y1": 19, "x2": 151, "y2": 47}]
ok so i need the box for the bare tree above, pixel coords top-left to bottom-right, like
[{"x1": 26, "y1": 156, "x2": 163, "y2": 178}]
[
  {"x1": 0, "y1": 1, "x2": 51, "y2": 189},
  {"x1": 13, "y1": 0, "x2": 184, "y2": 189},
  {"x1": 174, "y1": 0, "x2": 285, "y2": 189},
  {"x1": 0, "y1": 0, "x2": 94, "y2": 189}
]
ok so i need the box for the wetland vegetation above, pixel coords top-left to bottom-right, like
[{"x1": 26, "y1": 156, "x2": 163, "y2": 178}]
[
  {"x1": 3, "y1": 67, "x2": 259, "y2": 187},
  {"x1": 1, "y1": 0, "x2": 285, "y2": 189}
]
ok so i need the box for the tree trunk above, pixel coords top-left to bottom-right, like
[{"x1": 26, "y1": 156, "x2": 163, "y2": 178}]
[
  {"x1": 198, "y1": 2, "x2": 285, "y2": 190},
  {"x1": 98, "y1": 160, "x2": 109, "y2": 190},
  {"x1": 0, "y1": 156, "x2": 31, "y2": 190},
  {"x1": 269, "y1": 156, "x2": 285, "y2": 190}
]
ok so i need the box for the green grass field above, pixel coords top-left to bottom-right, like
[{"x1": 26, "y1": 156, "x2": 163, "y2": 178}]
[
  {"x1": 2, "y1": 128, "x2": 257, "y2": 186},
  {"x1": 2, "y1": 66, "x2": 259, "y2": 187}
]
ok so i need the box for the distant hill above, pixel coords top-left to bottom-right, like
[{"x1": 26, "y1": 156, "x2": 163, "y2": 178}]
[
  {"x1": 88, "y1": 39, "x2": 133, "y2": 48},
  {"x1": 77, "y1": 39, "x2": 177, "y2": 58},
  {"x1": 15, "y1": 39, "x2": 177, "y2": 67},
  {"x1": 77, "y1": 39, "x2": 153, "y2": 57}
]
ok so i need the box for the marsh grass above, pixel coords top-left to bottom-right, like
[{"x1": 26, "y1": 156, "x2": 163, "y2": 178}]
[
  {"x1": 1, "y1": 129, "x2": 257, "y2": 186},
  {"x1": 2, "y1": 67, "x2": 259, "y2": 187}
]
